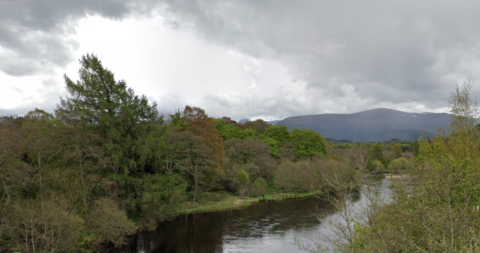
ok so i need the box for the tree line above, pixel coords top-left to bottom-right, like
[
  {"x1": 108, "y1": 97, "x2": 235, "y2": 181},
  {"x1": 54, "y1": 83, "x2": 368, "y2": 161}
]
[{"x1": 0, "y1": 54, "x2": 407, "y2": 252}]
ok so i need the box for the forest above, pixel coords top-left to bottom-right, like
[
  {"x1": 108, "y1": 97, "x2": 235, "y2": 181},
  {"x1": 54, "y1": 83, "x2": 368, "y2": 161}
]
[{"x1": 0, "y1": 55, "x2": 417, "y2": 252}]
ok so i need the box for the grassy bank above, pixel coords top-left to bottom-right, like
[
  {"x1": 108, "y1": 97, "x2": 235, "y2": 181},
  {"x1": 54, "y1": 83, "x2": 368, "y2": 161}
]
[{"x1": 180, "y1": 182, "x2": 324, "y2": 214}]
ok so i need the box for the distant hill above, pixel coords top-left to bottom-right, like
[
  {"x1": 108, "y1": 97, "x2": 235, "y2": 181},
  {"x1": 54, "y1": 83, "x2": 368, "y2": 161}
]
[
  {"x1": 238, "y1": 118, "x2": 281, "y2": 125},
  {"x1": 277, "y1": 108, "x2": 452, "y2": 142},
  {"x1": 266, "y1": 120, "x2": 281, "y2": 125}
]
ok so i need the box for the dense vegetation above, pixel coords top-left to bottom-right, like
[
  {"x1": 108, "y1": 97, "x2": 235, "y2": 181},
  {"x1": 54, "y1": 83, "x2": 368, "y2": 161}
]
[
  {"x1": 300, "y1": 83, "x2": 480, "y2": 253},
  {"x1": 0, "y1": 55, "x2": 417, "y2": 252}
]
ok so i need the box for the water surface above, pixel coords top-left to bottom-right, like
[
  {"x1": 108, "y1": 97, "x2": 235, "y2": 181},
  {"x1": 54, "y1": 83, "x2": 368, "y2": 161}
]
[{"x1": 111, "y1": 175, "x2": 391, "y2": 253}]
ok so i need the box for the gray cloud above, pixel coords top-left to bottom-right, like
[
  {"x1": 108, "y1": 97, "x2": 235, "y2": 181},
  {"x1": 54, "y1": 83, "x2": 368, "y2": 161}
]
[
  {"x1": 157, "y1": 0, "x2": 480, "y2": 117},
  {"x1": 3, "y1": 0, "x2": 480, "y2": 120},
  {"x1": 0, "y1": 0, "x2": 160, "y2": 76}
]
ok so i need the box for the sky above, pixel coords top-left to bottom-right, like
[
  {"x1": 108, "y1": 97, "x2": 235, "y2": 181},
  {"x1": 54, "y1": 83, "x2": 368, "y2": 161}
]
[{"x1": 2, "y1": 0, "x2": 480, "y2": 121}]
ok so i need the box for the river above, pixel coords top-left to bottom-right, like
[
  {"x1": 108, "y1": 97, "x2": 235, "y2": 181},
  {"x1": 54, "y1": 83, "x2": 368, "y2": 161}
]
[{"x1": 109, "y1": 175, "x2": 391, "y2": 253}]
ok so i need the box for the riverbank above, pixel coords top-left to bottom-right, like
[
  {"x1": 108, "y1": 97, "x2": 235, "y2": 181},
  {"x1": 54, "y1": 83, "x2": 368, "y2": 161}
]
[{"x1": 180, "y1": 189, "x2": 324, "y2": 214}]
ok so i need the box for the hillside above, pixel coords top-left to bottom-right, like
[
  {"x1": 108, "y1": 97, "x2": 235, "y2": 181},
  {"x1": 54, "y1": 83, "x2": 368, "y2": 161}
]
[{"x1": 277, "y1": 108, "x2": 452, "y2": 142}]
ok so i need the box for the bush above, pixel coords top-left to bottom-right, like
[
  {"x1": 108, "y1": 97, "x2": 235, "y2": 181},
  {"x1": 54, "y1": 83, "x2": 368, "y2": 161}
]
[
  {"x1": 275, "y1": 160, "x2": 314, "y2": 192},
  {"x1": 387, "y1": 158, "x2": 403, "y2": 171},
  {"x1": 370, "y1": 159, "x2": 385, "y2": 173},
  {"x1": 236, "y1": 169, "x2": 250, "y2": 196},
  {"x1": 250, "y1": 177, "x2": 268, "y2": 197}
]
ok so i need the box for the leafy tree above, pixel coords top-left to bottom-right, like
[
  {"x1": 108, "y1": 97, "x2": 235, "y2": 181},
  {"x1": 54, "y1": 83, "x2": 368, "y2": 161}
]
[
  {"x1": 236, "y1": 169, "x2": 250, "y2": 197},
  {"x1": 265, "y1": 125, "x2": 291, "y2": 146},
  {"x1": 214, "y1": 118, "x2": 256, "y2": 141},
  {"x1": 169, "y1": 110, "x2": 188, "y2": 131},
  {"x1": 391, "y1": 144, "x2": 403, "y2": 158},
  {"x1": 241, "y1": 119, "x2": 270, "y2": 135},
  {"x1": 22, "y1": 109, "x2": 64, "y2": 201},
  {"x1": 138, "y1": 174, "x2": 186, "y2": 229},
  {"x1": 171, "y1": 131, "x2": 214, "y2": 202},
  {"x1": 371, "y1": 143, "x2": 385, "y2": 165},
  {"x1": 369, "y1": 159, "x2": 384, "y2": 173},
  {"x1": 275, "y1": 160, "x2": 315, "y2": 192},
  {"x1": 290, "y1": 129, "x2": 328, "y2": 158},
  {"x1": 341, "y1": 148, "x2": 370, "y2": 173},
  {"x1": 448, "y1": 81, "x2": 480, "y2": 159},
  {"x1": 183, "y1": 106, "x2": 225, "y2": 179},
  {"x1": 250, "y1": 177, "x2": 268, "y2": 198},
  {"x1": 224, "y1": 138, "x2": 277, "y2": 180},
  {"x1": 387, "y1": 158, "x2": 403, "y2": 171},
  {"x1": 58, "y1": 54, "x2": 166, "y2": 176},
  {"x1": 87, "y1": 198, "x2": 136, "y2": 249},
  {"x1": 411, "y1": 139, "x2": 420, "y2": 156}
]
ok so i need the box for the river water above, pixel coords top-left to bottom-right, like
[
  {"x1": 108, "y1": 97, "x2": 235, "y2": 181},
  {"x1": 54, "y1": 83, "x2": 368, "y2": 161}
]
[{"x1": 110, "y1": 175, "x2": 391, "y2": 253}]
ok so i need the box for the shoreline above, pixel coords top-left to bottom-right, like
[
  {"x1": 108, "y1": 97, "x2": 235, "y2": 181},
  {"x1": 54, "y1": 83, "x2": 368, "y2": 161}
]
[{"x1": 180, "y1": 190, "x2": 324, "y2": 215}]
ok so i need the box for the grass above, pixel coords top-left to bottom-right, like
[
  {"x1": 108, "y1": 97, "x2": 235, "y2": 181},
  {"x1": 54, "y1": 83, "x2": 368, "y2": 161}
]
[{"x1": 180, "y1": 182, "x2": 324, "y2": 214}]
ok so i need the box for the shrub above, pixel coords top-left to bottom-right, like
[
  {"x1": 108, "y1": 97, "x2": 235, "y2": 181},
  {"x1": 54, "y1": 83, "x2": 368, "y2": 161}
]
[{"x1": 250, "y1": 177, "x2": 268, "y2": 197}]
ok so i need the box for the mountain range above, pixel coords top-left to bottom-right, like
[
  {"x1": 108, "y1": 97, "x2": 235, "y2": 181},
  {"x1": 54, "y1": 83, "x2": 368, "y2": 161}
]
[{"x1": 277, "y1": 108, "x2": 453, "y2": 142}]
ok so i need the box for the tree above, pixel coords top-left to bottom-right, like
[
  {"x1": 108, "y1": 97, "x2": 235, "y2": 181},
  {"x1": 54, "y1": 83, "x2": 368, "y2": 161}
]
[
  {"x1": 411, "y1": 139, "x2": 420, "y2": 156},
  {"x1": 241, "y1": 119, "x2": 270, "y2": 135},
  {"x1": 138, "y1": 174, "x2": 186, "y2": 229},
  {"x1": 171, "y1": 131, "x2": 214, "y2": 202},
  {"x1": 183, "y1": 106, "x2": 225, "y2": 179},
  {"x1": 87, "y1": 198, "x2": 136, "y2": 249},
  {"x1": 371, "y1": 143, "x2": 385, "y2": 165},
  {"x1": 22, "y1": 109, "x2": 64, "y2": 201},
  {"x1": 250, "y1": 177, "x2": 268, "y2": 198},
  {"x1": 223, "y1": 138, "x2": 277, "y2": 180},
  {"x1": 265, "y1": 125, "x2": 291, "y2": 146},
  {"x1": 448, "y1": 81, "x2": 479, "y2": 159},
  {"x1": 369, "y1": 160, "x2": 384, "y2": 173},
  {"x1": 335, "y1": 83, "x2": 480, "y2": 252},
  {"x1": 387, "y1": 158, "x2": 403, "y2": 171},
  {"x1": 290, "y1": 129, "x2": 328, "y2": 158},
  {"x1": 275, "y1": 160, "x2": 315, "y2": 192},
  {"x1": 342, "y1": 148, "x2": 369, "y2": 174},
  {"x1": 391, "y1": 144, "x2": 403, "y2": 158},
  {"x1": 59, "y1": 54, "x2": 171, "y2": 215},
  {"x1": 58, "y1": 54, "x2": 166, "y2": 176},
  {"x1": 236, "y1": 169, "x2": 250, "y2": 197}
]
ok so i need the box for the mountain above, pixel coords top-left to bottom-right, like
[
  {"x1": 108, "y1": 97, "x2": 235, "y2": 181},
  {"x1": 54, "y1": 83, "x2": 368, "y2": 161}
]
[
  {"x1": 277, "y1": 108, "x2": 452, "y2": 142},
  {"x1": 266, "y1": 120, "x2": 281, "y2": 125}
]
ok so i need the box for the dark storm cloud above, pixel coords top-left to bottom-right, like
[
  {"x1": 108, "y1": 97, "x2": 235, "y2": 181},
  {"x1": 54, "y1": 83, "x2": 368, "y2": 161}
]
[
  {"x1": 158, "y1": 0, "x2": 480, "y2": 114},
  {"x1": 0, "y1": 0, "x2": 159, "y2": 76}
]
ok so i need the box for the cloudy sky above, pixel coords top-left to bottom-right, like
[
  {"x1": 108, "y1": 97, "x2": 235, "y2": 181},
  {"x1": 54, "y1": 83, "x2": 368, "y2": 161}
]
[{"x1": 1, "y1": 0, "x2": 480, "y2": 121}]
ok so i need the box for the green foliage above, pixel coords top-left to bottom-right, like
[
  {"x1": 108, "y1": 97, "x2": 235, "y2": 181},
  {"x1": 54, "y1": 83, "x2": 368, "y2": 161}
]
[
  {"x1": 241, "y1": 119, "x2": 270, "y2": 135},
  {"x1": 265, "y1": 125, "x2": 290, "y2": 146},
  {"x1": 262, "y1": 136, "x2": 280, "y2": 157},
  {"x1": 224, "y1": 138, "x2": 277, "y2": 180},
  {"x1": 369, "y1": 159, "x2": 384, "y2": 172},
  {"x1": 343, "y1": 82, "x2": 480, "y2": 252},
  {"x1": 87, "y1": 198, "x2": 136, "y2": 249},
  {"x1": 250, "y1": 177, "x2": 268, "y2": 197},
  {"x1": 391, "y1": 144, "x2": 403, "y2": 158},
  {"x1": 371, "y1": 143, "x2": 385, "y2": 164},
  {"x1": 411, "y1": 139, "x2": 420, "y2": 156},
  {"x1": 386, "y1": 158, "x2": 403, "y2": 171},
  {"x1": 169, "y1": 110, "x2": 189, "y2": 131},
  {"x1": 214, "y1": 118, "x2": 256, "y2": 141},
  {"x1": 183, "y1": 106, "x2": 225, "y2": 178},
  {"x1": 236, "y1": 169, "x2": 250, "y2": 196},
  {"x1": 274, "y1": 160, "x2": 316, "y2": 192},
  {"x1": 59, "y1": 54, "x2": 167, "y2": 176},
  {"x1": 138, "y1": 174, "x2": 186, "y2": 229},
  {"x1": 290, "y1": 129, "x2": 328, "y2": 158}
]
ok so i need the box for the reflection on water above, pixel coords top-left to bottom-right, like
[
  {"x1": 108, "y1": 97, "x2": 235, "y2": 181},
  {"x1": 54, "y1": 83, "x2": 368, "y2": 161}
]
[{"x1": 109, "y1": 175, "x2": 391, "y2": 253}]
